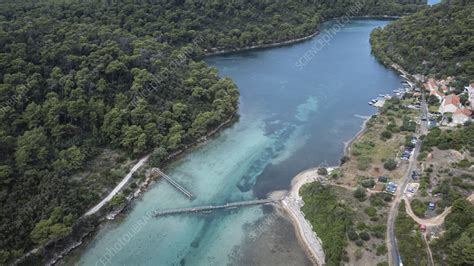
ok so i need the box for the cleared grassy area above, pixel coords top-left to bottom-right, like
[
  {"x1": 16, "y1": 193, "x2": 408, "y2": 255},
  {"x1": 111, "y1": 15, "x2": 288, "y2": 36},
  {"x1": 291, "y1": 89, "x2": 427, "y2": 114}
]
[{"x1": 339, "y1": 98, "x2": 419, "y2": 186}]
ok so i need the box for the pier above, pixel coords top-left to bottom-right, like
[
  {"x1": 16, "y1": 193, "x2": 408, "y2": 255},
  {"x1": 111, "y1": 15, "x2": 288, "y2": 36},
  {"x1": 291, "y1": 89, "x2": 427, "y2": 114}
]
[
  {"x1": 152, "y1": 168, "x2": 194, "y2": 199},
  {"x1": 154, "y1": 198, "x2": 279, "y2": 217}
]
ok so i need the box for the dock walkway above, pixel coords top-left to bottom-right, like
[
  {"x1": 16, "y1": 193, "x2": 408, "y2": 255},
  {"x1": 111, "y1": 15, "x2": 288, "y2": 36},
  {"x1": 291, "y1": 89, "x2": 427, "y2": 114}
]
[
  {"x1": 154, "y1": 198, "x2": 279, "y2": 217},
  {"x1": 152, "y1": 168, "x2": 194, "y2": 199}
]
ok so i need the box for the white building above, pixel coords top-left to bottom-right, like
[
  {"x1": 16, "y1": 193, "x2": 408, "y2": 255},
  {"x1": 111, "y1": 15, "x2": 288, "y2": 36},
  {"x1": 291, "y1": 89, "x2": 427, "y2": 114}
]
[
  {"x1": 466, "y1": 83, "x2": 474, "y2": 110},
  {"x1": 453, "y1": 108, "x2": 472, "y2": 125},
  {"x1": 440, "y1": 94, "x2": 461, "y2": 114}
]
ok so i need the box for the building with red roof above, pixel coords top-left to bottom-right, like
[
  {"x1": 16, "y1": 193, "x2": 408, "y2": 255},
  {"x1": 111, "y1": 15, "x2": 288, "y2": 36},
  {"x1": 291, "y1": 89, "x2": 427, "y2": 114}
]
[
  {"x1": 440, "y1": 94, "x2": 461, "y2": 114},
  {"x1": 453, "y1": 108, "x2": 472, "y2": 125}
]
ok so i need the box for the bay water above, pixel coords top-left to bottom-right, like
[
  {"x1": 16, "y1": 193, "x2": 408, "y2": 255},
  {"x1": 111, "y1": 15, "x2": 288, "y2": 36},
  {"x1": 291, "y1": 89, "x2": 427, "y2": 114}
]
[{"x1": 74, "y1": 19, "x2": 403, "y2": 266}]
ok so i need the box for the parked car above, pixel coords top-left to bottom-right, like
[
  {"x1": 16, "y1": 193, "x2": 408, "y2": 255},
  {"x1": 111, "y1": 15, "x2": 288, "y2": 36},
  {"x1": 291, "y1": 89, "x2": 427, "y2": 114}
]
[{"x1": 428, "y1": 202, "x2": 436, "y2": 210}]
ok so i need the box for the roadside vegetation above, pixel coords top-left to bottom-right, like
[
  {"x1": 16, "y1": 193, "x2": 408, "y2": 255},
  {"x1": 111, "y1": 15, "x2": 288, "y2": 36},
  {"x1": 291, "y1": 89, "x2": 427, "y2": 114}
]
[
  {"x1": 422, "y1": 125, "x2": 474, "y2": 152},
  {"x1": 395, "y1": 201, "x2": 429, "y2": 265},
  {"x1": 408, "y1": 122, "x2": 473, "y2": 265},
  {"x1": 431, "y1": 198, "x2": 474, "y2": 265}
]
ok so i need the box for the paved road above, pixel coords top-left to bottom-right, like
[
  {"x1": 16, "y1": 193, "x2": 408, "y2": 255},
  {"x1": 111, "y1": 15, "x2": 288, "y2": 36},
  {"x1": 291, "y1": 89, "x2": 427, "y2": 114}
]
[{"x1": 387, "y1": 93, "x2": 428, "y2": 266}]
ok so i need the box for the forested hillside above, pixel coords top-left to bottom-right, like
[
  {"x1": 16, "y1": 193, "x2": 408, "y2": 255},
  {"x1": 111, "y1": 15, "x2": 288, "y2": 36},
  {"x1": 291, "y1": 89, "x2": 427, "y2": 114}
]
[
  {"x1": 0, "y1": 0, "x2": 426, "y2": 262},
  {"x1": 431, "y1": 198, "x2": 474, "y2": 265},
  {"x1": 370, "y1": 0, "x2": 474, "y2": 82}
]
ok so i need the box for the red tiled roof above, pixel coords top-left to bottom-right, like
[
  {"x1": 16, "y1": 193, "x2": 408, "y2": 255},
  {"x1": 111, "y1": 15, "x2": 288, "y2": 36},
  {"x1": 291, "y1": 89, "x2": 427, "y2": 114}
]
[
  {"x1": 454, "y1": 108, "x2": 472, "y2": 117},
  {"x1": 444, "y1": 94, "x2": 460, "y2": 106},
  {"x1": 430, "y1": 90, "x2": 444, "y2": 97},
  {"x1": 428, "y1": 78, "x2": 438, "y2": 89}
]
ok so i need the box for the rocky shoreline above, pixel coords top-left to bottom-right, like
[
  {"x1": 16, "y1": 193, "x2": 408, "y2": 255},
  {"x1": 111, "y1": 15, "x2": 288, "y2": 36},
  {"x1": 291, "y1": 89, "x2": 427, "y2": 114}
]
[
  {"x1": 280, "y1": 168, "x2": 328, "y2": 265},
  {"x1": 204, "y1": 31, "x2": 320, "y2": 57}
]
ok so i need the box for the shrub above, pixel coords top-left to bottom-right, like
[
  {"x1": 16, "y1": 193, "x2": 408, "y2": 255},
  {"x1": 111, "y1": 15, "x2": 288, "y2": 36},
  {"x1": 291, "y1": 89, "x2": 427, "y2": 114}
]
[
  {"x1": 354, "y1": 187, "x2": 367, "y2": 201},
  {"x1": 329, "y1": 169, "x2": 342, "y2": 179},
  {"x1": 371, "y1": 224, "x2": 386, "y2": 238},
  {"x1": 340, "y1": 156, "x2": 350, "y2": 165},
  {"x1": 317, "y1": 167, "x2": 328, "y2": 176},
  {"x1": 347, "y1": 228, "x2": 359, "y2": 241},
  {"x1": 364, "y1": 207, "x2": 377, "y2": 217},
  {"x1": 370, "y1": 194, "x2": 387, "y2": 207},
  {"x1": 383, "y1": 193, "x2": 393, "y2": 202},
  {"x1": 376, "y1": 245, "x2": 387, "y2": 256},
  {"x1": 342, "y1": 251, "x2": 350, "y2": 262},
  {"x1": 355, "y1": 239, "x2": 364, "y2": 246},
  {"x1": 361, "y1": 179, "x2": 375, "y2": 188},
  {"x1": 410, "y1": 199, "x2": 426, "y2": 218},
  {"x1": 381, "y1": 131, "x2": 392, "y2": 139},
  {"x1": 417, "y1": 151, "x2": 427, "y2": 161},
  {"x1": 357, "y1": 156, "x2": 372, "y2": 171},
  {"x1": 457, "y1": 159, "x2": 472, "y2": 168},
  {"x1": 359, "y1": 231, "x2": 370, "y2": 241},
  {"x1": 384, "y1": 159, "x2": 397, "y2": 171},
  {"x1": 356, "y1": 221, "x2": 366, "y2": 231}
]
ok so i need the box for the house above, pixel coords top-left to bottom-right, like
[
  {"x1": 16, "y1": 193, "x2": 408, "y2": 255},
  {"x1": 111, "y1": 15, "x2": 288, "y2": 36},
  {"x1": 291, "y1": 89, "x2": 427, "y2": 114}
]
[
  {"x1": 440, "y1": 94, "x2": 461, "y2": 114},
  {"x1": 453, "y1": 108, "x2": 472, "y2": 125},
  {"x1": 466, "y1": 83, "x2": 474, "y2": 110},
  {"x1": 424, "y1": 78, "x2": 438, "y2": 91},
  {"x1": 385, "y1": 182, "x2": 397, "y2": 194},
  {"x1": 429, "y1": 90, "x2": 444, "y2": 102},
  {"x1": 440, "y1": 85, "x2": 452, "y2": 94}
]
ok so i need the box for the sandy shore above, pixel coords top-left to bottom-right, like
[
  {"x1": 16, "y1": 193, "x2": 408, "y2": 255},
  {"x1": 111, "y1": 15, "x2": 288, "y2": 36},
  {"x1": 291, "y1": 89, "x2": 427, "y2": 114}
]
[{"x1": 280, "y1": 168, "x2": 332, "y2": 265}]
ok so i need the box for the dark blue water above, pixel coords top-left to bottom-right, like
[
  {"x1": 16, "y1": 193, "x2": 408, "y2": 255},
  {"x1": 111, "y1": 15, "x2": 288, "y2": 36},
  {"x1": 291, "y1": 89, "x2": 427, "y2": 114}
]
[{"x1": 76, "y1": 19, "x2": 403, "y2": 266}]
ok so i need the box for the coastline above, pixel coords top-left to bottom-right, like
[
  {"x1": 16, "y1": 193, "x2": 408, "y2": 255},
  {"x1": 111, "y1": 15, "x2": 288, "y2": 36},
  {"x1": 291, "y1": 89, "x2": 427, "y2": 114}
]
[
  {"x1": 343, "y1": 115, "x2": 372, "y2": 156},
  {"x1": 32, "y1": 17, "x2": 410, "y2": 266},
  {"x1": 204, "y1": 15, "x2": 402, "y2": 58},
  {"x1": 282, "y1": 63, "x2": 404, "y2": 265},
  {"x1": 15, "y1": 115, "x2": 238, "y2": 266},
  {"x1": 204, "y1": 31, "x2": 319, "y2": 57},
  {"x1": 280, "y1": 168, "x2": 328, "y2": 266}
]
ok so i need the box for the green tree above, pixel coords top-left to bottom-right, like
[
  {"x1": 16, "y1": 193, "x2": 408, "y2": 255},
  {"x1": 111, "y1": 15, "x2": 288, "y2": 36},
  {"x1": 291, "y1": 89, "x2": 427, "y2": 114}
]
[
  {"x1": 14, "y1": 128, "x2": 49, "y2": 170},
  {"x1": 384, "y1": 159, "x2": 397, "y2": 171}
]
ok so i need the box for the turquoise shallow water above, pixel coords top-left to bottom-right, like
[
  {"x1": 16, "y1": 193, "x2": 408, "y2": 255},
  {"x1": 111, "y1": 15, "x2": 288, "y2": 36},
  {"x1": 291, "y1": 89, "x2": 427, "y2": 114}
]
[{"x1": 74, "y1": 20, "x2": 403, "y2": 265}]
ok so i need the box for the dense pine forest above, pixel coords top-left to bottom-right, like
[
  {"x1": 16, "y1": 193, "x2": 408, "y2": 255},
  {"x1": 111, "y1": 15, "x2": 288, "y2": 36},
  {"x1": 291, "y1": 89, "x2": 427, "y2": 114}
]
[
  {"x1": 0, "y1": 0, "x2": 427, "y2": 263},
  {"x1": 370, "y1": 0, "x2": 474, "y2": 82}
]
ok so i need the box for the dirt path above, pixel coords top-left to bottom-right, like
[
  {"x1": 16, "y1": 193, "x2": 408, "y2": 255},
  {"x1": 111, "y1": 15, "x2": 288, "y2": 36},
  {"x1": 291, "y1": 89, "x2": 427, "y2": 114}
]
[
  {"x1": 84, "y1": 155, "x2": 150, "y2": 216},
  {"x1": 403, "y1": 193, "x2": 474, "y2": 266},
  {"x1": 403, "y1": 197, "x2": 451, "y2": 226},
  {"x1": 403, "y1": 193, "x2": 474, "y2": 226},
  {"x1": 422, "y1": 233, "x2": 434, "y2": 266}
]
